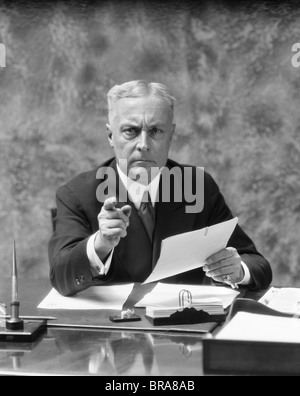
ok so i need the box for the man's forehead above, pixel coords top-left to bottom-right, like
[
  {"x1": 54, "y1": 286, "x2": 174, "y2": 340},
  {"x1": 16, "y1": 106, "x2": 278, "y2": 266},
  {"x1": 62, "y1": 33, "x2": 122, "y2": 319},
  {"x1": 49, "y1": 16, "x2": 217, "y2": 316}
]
[{"x1": 114, "y1": 96, "x2": 173, "y2": 119}]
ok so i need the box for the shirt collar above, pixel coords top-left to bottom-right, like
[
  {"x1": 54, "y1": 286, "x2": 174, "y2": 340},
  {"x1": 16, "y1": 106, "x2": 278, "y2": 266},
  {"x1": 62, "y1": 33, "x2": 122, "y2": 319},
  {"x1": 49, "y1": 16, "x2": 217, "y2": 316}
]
[{"x1": 117, "y1": 164, "x2": 161, "y2": 209}]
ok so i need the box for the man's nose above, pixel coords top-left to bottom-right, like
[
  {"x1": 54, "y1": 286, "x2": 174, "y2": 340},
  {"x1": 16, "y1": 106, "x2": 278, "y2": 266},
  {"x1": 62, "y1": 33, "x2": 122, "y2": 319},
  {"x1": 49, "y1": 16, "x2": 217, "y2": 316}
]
[{"x1": 137, "y1": 130, "x2": 150, "y2": 152}]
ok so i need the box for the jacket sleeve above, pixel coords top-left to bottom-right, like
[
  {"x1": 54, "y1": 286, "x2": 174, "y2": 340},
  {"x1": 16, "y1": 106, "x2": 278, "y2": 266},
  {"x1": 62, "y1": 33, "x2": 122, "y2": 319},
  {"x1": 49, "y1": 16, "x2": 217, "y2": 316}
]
[
  {"x1": 48, "y1": 184, "x2": 115, "y2": 296},
  {"x1": 205, "y1": 172, "x2": 272, "y2": 290}
]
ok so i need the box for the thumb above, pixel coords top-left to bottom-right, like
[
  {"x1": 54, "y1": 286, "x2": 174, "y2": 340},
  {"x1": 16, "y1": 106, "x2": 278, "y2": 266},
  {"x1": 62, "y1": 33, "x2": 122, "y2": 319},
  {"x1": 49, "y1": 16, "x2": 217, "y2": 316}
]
[{"x1": 121, "y1": 205, "x2": 132, "y2": 218}]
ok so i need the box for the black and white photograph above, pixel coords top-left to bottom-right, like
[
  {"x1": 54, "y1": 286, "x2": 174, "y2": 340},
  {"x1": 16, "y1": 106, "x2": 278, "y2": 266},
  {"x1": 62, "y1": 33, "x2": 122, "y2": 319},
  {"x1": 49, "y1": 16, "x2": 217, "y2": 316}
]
[{"x1": 1, "y1": 0, "x2": 300, "y2": 378}]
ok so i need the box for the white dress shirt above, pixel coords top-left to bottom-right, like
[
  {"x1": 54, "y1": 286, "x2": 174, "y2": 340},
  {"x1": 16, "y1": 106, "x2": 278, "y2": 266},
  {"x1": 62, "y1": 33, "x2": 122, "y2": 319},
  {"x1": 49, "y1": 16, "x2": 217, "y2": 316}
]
[{"x1": 87, "y1": 165, "x2": 251, "y2": 285}]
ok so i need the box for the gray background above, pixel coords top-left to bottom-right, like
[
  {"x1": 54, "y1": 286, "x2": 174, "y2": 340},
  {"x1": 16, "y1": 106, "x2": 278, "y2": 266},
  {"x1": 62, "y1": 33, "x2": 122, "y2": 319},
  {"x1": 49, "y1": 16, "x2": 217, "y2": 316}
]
[{"x1": 1, "y1": 0, "x2": 300, "y2": 286}]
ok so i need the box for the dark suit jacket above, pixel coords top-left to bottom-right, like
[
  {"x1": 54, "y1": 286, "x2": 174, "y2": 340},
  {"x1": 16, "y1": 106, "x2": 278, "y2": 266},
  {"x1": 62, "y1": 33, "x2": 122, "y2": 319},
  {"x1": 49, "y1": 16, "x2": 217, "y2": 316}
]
[{"x1": 48, "y1": 158, "x2": 272, "y2": 296}]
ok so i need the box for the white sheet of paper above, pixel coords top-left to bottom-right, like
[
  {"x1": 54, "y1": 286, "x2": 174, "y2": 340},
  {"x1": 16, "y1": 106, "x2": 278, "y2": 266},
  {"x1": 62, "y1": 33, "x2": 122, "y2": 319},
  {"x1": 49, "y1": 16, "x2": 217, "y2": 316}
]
[
  {"x1": 135, "y1": 283, "x2": 240, "y2": 309},
  {"x1": 259, "y1": 287, "x2": 300, "y2": 315},
  {"x1": 216, "y1": 312, "x2": 300, "y2": 343},
  {"x1": 37, "y1": 283, "x2": 134, "y2": 310},
  {"x1": 143, "y1": 217, "x2": 238, "y2": 284}
]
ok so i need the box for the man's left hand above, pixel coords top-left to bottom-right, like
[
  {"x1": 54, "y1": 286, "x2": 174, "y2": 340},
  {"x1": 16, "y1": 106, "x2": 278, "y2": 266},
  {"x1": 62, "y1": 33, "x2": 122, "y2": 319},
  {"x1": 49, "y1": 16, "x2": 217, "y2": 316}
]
[{"x1": 203, "y1": 247, "x2": 244, "y2": 285}]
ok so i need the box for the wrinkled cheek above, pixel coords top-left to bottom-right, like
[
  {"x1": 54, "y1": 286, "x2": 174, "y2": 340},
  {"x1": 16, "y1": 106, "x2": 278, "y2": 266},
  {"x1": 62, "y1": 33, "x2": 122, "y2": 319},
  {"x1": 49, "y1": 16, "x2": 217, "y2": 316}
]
[
  {"x1": 115, "y1": 142, "x2": 133, "y2": 158},
  {"x1": 157, "y1": 146, "x2": 170, "y2": 164}
]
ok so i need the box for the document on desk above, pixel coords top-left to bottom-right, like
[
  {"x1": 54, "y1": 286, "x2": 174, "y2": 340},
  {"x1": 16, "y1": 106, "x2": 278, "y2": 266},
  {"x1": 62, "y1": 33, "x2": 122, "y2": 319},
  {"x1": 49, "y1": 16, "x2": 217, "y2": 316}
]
[
  {"x1": 216, "y1": 312, "x2": 300, "y2": 343},
  {"x1": 143, "y1": 217, "x2": 238, "y2": 284},
  {"x1": 135, "y1": 283, "x2": 240, "y2": 310},
  {"x1": 37, "y1": 283, "x2": 134, "y2": 310},
  {"x1": 259, "y1": 287, "x2": 300, "y2": 315}
]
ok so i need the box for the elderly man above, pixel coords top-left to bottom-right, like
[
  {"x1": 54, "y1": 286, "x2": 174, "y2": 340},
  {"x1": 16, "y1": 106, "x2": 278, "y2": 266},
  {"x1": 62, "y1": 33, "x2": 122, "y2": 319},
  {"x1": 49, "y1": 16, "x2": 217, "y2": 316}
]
[{"x1": 49, "y1": 80, "x2": 272, "y2": 296}]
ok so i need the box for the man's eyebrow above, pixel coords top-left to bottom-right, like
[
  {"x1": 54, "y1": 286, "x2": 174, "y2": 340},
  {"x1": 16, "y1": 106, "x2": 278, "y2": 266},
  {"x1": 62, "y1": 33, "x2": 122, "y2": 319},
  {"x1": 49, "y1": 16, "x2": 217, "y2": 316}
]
[
  {"x1": 119, "y1": 119, "x2": 167, "y2": 128},
  {"x1": 148, "y1": 122, "x2": 165, "y2": 127}
]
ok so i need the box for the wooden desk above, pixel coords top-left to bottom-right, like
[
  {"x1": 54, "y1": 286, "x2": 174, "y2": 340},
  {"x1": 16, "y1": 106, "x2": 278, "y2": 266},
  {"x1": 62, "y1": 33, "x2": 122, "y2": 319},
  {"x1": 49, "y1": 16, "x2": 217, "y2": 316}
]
[{"x1": 0, "y1": 278, "x2": 263, "y2": 376}]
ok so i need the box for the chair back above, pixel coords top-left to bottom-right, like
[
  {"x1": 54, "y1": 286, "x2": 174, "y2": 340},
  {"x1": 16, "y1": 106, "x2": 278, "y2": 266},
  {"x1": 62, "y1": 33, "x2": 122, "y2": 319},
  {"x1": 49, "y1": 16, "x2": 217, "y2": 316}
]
[{"x1": 50, "y1": 208, "x2": 57, "y2": 232}]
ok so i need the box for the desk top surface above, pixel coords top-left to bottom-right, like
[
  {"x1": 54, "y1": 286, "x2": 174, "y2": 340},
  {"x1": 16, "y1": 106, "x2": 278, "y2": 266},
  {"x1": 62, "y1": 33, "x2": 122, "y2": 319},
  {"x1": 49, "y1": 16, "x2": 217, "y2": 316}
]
[{"x1": 0, "y1": 277, "x2": 263, "y2": 376}]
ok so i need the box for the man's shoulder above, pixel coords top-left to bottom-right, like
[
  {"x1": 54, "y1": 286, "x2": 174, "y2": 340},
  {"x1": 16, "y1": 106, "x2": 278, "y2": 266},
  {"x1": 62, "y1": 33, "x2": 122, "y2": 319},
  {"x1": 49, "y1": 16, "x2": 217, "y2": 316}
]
[
  {"x1": 166, "y1": 158, "x2": 216, "y2": 184},
  {"x1": 57, "y1": 158, "x2": 115, "y2": 194}
]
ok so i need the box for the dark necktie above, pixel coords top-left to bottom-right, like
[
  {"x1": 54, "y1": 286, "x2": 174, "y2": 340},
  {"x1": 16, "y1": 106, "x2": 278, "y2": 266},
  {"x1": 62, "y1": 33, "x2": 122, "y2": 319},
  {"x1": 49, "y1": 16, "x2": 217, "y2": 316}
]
[{"x1": 138, "y1": 190, "x2": 155, "y2": 242}]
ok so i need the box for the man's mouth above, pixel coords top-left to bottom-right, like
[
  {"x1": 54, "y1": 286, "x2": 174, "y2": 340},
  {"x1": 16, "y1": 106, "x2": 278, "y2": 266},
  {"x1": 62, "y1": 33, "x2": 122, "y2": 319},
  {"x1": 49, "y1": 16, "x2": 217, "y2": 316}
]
[{"x1": 131, "y1": 160, "x2": 155, "y2": 166}]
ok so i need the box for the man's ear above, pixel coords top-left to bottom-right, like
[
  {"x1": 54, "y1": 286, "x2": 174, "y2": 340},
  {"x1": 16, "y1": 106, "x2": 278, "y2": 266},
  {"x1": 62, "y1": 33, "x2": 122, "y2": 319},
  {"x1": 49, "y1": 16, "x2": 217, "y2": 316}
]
[
  {"x1": 170, "y1": 123, "x2": 176, "y2": 141},
  {"x1": 106, "y1": 124, "x2": 114, "y2": 147}
]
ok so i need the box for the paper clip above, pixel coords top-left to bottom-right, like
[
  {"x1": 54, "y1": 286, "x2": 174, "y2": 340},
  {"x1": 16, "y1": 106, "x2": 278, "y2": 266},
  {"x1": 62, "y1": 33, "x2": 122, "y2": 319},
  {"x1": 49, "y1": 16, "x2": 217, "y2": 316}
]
[
  {"x1": 109, "y1": 309, "x2": 141, "y2": 323},
  {"x1": 179, "y1": 289, "x2": 192, "y2": 310},
  {"x1": 121, "y1": 309, "x2": 135, "y2": 319}
]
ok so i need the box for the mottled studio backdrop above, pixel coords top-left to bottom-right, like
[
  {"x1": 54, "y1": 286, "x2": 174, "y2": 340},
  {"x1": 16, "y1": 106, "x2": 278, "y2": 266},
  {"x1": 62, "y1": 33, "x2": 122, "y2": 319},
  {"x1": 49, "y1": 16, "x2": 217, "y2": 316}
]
[{"x1": 1, "y1": 0, "x2": 300, "y2": 286}]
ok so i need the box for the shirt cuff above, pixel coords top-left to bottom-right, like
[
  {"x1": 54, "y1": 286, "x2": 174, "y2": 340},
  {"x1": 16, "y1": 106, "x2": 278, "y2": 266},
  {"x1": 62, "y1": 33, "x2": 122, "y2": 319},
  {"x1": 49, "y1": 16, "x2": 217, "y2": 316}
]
[
  {"x1": 87, "y1": 232, "x2": 113, "y2": 277},
  {"x1": 237, "y1": 261, "x2": 251, "y2": 285}
]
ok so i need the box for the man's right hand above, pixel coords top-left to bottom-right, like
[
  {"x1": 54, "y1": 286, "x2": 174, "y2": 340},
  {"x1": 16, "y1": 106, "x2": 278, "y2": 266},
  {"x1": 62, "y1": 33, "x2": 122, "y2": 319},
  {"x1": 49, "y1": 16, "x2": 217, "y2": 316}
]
[{"x1": 94, "y1": 197, "x2": 132, "y2": 260}]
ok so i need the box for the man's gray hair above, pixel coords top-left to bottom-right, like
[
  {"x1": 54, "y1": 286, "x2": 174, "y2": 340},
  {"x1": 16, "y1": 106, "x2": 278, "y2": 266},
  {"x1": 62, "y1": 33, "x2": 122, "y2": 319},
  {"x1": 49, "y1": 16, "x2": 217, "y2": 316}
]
[{"x1": 107, "y1": 80, "x2": 176, "y2": 122}]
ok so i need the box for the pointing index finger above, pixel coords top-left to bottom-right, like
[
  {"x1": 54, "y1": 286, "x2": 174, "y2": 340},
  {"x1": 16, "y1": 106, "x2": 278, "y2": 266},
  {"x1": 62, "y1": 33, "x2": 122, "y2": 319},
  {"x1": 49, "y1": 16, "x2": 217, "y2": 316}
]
[{"x1": 103, "y1": 197, "x2": 117, "y2": 211}]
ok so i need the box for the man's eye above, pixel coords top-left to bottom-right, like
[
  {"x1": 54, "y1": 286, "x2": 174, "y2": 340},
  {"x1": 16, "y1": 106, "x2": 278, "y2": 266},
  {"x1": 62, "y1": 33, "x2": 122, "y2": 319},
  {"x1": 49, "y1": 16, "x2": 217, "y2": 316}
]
[
  {"x1": 124, "y1": 128, "x2": 138, "y2": 136},
  {"x1": 150, "y1": 127, "x2": 163, "y2": 135}
]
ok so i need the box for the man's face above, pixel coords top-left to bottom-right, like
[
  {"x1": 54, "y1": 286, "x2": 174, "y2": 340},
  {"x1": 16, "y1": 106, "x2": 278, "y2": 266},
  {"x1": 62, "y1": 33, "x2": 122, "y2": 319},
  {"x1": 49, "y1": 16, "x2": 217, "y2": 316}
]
[{"x1": 106, "y1": 95, "x2": 175, "y2": 182}]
